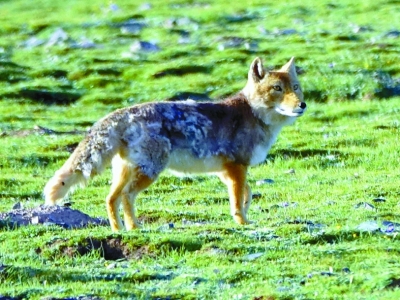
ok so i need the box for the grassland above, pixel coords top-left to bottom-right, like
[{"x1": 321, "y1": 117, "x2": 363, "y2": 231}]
[{"x1": 0, "y1": 0, "x2": 399, "y2": 299}]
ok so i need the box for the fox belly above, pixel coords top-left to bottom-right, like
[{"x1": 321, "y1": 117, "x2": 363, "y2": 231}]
[{"x1": 167, "y1": 149, "x2": 225, "y2": 174}]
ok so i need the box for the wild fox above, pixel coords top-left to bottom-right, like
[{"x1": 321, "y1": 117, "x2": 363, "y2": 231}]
[{"x1": 44, "y1": 57, "x2": 306, "y2": 231}]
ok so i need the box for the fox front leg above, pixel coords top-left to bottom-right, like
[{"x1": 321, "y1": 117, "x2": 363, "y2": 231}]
[{"x1": 218, "y1": 163, "x2": 251, "y2": 225}]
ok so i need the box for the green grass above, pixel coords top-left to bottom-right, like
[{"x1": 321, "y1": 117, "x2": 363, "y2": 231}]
[{"x1": 1, "y1": 0, "x2": 400, "y2": 299}]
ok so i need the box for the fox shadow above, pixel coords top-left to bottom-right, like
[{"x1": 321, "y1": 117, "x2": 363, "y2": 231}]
[{"x1": 268, "y1": 148, "x2": 343, "y2": 160}]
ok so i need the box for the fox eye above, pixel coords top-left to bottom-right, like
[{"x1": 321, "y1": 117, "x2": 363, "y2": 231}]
[
  {"x1": 293, "y1": 84, "x2": 299, "y2": 90},
  {"x1": 273, "y1": 85, "x2": 282, "y2": 92}
]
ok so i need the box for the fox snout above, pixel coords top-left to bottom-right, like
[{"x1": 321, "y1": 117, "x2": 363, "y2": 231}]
[
  {"x1": 276, "y1": 101, "x2": 306, "y2": 117},
  {"x1": 275, "y1": 91, "x2": 306, "y2": 117},
  {"x1": 292, "y1": 101, "x2": 307, "y2": 114}
]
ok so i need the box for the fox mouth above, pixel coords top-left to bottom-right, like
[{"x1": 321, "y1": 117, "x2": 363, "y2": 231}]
[{"x1": 275, "y1": 106, "x2": 306, "y2": 117}]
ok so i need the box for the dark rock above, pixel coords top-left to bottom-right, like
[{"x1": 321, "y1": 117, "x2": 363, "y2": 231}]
[
  {"x1": 0, "y1": 295, "x2": 21, "y2": 300},
  {"x1": 164, "y1": 17, "x2": 199, "y2": 29},
  {"x1": 373, "y1": 71, "x2": 400, "y2": 98},
  {"x1": 12, "y1": 202, "x2": 22, "y2": 210},
  {"x1": 352, "y1": 25, "x2": 374, "y2": 33},
  {"x1": 42, "y1": 296, "x2": 102, "y2": 300},
  {"x1": 22, "y1": 36, "x2": 45, "y2": 48},
  {"x1": 273, "y1": 28, "x2": 298, "y2": 36},
  {"x1": 384, "y1": 30, "x2": 400, "y2": 38},
  {"x1": 0, "y1": 205, "x2": 108, "y2": 229},
  {"x1": 256, "y1": 179, "x2": 274, "y2": 185},
  {"x1": 373, "y1": 197, "x2": 386, "y2": 202},
  {"x1": 252, "y1": 192, "x2": 262, "y2": 199},
  {"x1": 70, "y1": 37, "x2": 98, "y2": 49},
  {"x1": 354, "y1": 202, "x2": 375, "y2": 210},
  {"x1": 217, "y1": 36, "x2": 245, "y2": 50},
  {"x1": 342, "y1": 267, "x2": 351, "y2": 273},
  {"x1": 114, "y1": 19, "x2": 147, "y2": 35},
  {"x1": 46, "y1": 28, "x2": 69, "y2": 47},
  {"x1": 130, "y1": 41, "x2": 160, "y2": 53}
]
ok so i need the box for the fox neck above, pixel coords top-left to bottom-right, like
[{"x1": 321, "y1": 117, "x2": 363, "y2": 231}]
[{"x1": 252, "y1": 103, "x2": 296, "y2": 127}]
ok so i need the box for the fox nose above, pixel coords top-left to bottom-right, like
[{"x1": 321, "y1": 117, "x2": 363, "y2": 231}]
[{"x1": 299, "y1": 102, "x2": 307, "y2": 109}]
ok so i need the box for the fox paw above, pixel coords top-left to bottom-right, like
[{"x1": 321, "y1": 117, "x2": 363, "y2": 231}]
[{"x1": 233, "y1": 214, "x2": 251, "y2": 225}]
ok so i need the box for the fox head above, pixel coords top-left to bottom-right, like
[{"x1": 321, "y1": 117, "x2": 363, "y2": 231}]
[{"x1": 243, "y1": 57, "x2": 306, "y2": 123}]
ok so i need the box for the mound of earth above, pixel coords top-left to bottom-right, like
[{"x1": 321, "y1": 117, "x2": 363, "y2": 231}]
[{"x1": 0, "y1": 205, "x2": 108, "y2": 229}]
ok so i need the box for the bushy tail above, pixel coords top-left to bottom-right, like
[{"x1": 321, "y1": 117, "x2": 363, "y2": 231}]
[{"x1": 44, "y1": 129, "x2": 119, "y2": 205}]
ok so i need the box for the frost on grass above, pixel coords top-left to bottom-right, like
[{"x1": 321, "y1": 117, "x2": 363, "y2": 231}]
[{"x1": 0, "y1": 205, "x2": 108, "y2": 229}]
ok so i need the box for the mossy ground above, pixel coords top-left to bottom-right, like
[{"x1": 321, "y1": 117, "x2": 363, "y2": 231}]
[{"x1": 0, "y1": 0, "x2": 399, "y2": 299}]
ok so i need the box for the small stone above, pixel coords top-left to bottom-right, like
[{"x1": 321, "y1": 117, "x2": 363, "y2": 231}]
[
  {"x1": 342, "y1": 267, "x2": 351, "y2": 273},
  {"x1": 120, "y1": 22, "x2": 146, "y2": 35},
  {"x1": 23, "y1": 37, "x2": 45, "y2": 48},
  {"x1": 256, "y1": 179, "x2": 274, "y2": 186},
  {"x1": 273, "y1": 28, "x2": 298, "y2": 36},
  {"x1": 46, "y1": 28, "x2": 69, "y2": 47},
  {"x1": 373, "y1": 197, "x2": 386, "y2": 203},
  {"x1": 320, "y1": 271, "x2": 335, "y2": 276},
  {"x1": 109, "y1": 3, "x2": 120, "y2": 11},
  {"x1": 71, "y1": 37, "x2": 97, "y2": 49},
  {"x1": 385, "y1": 30, "x2": 400, "y2": 38},
  {"x1": 158, "y1": 223, "x2": 174, "y2": 231},
  {"x1": 252, "y1": 192, "x2": 262, "y2": 199},
  {"x1": 130, "y1": 41, "x2": 160, "y2": 53},
  {"x1": 12, "y1": 202, "x2": 22, "y2": 210},
  {"x1": 354, "y1": 202, "x2": 375, "y2": 210},
  {"x1": 243, "y1": 252, "x2": 264, "y2": 261},
  {"x1": 280, "y1": 201, "x2": 298, "y2": 208},
  {"x1": 139, "y1": 3, "x2": 152, "y2": 11},
  {"x1": 357, "y1": 220, "x2": 379, "y2": 232}
]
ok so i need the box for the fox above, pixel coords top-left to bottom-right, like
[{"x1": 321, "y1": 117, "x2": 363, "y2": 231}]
[{"x1": 44, "y1": 57, "x2": 306, "y2": 232}]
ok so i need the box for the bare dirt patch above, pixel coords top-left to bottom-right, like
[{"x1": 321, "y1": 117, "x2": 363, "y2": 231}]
[{"x1": 42, "y1": 236, "x2": 154, "y2": 261}]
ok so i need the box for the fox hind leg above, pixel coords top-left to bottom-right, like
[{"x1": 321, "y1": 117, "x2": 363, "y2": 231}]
[
  {"x1": 218, "y1": 163, "x2": 251, "y2": 225},
  {"x1": 106, "y1": 157, "x2": 134, "y2": 232},
  {"x1": 122, "y1": 170, "x2": 155, "y2": 230}
]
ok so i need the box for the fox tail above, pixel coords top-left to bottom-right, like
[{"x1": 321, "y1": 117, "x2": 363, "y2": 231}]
[{"x1": 44, "y1": 131, "x2": 119, "y2": 205}]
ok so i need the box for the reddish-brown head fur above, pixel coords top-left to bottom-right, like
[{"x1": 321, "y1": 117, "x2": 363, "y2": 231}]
[{"x1": 243, "y1": 57, "x2": 306, "y2": 123}]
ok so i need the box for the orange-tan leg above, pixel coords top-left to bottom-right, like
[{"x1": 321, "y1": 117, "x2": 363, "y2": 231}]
[
  {"x1": 243, "y1": 182, "x2": 252, "y2": 215},
  {"x1": 218, "y1": 162, "x2": 251, "y2": 225},
  {"x1": 106, "y1": 159, "x2": 133, "y2": 232},
  {"x1": 122, "y1": 170, "x2": 155, "y2": 230}
]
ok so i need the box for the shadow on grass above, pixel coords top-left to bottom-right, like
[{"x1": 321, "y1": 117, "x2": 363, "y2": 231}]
[
  {"x1": 269, "y1": 148, "x2": 342, "y2": 160},
  {"x1": 0, "y1": 264, "x2": 179, "y2": 299},
  {"x1": 1, "y1": 154, "x2": 63, "y2": 168},
  {"x1": 299, "y1": 230, "x2": 391, "y2": 245}
]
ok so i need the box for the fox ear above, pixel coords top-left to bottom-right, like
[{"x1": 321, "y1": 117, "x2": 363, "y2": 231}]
[
  {"x1": 279, "y1": 57, "x2": 297, "y2": 76},
  {"x1": 249, "y1": 57, "x2": 265, "y2": 82}
]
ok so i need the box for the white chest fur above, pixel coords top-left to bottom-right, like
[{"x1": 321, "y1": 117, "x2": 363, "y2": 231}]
[{"x1": 249, "y1": 125, "x2": 282, "y2": 166}]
